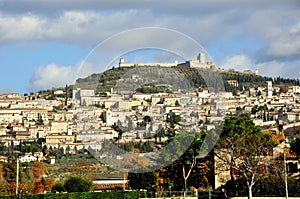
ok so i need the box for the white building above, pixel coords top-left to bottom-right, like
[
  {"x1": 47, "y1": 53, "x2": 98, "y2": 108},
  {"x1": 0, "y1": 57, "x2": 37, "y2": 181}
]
[
  {"x1": 73, "y1": 88, "x2": 100, "y2": 106},
  {"x1": 118, "y1": 57, "x2": 178, "y2": 68},
  {"x1": 266, "y1": 81, "x2": 272, "y2": 98},
  {"x1": 178, "y1": 53, "x2": 218, "y2": 69},
  {"x1": 19, "y1": 155, "x2": 37, "y2": 163}
]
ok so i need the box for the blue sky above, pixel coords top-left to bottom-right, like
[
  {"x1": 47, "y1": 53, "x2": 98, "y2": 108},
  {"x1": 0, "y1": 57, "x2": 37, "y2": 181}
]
[{"x1": 0, "y1": 0, "x2": 300, "y2": 94}]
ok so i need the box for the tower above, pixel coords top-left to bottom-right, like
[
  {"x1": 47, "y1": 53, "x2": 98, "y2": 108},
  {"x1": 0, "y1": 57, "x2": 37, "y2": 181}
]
[
  {"x1": 119, "y1": 58, "x2": 125, "y2": 67},
  {"x1": 197, "y1": 53, "x2": 206, "y2": 64},
  {"x1": 266, "y1": 81, "x2": 272, "y2": 98}
]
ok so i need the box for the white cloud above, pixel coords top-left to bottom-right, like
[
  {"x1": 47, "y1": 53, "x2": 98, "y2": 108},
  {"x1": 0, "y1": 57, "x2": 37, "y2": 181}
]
[
  {"x1": 27, "y1": 63, "x2": 77, "y2": 91},
  {"x1": 257, "y1": 61, "x2": 300, "y2": 79},
  {"x1": 220, "y1": 54, "x2": 254, "y2": 71},
  {"x1": 220, "y1": 54, "x2": 300, "y2": 80},
  {"x1": 0, "y1": 13, "x2": 46, "y2": 41},
  {"x1": 1, "y1": 0, "x2": 300, "y2": 84},
  {"x1": 26, "y1": 60, "x2": 99, "y2": 92}
]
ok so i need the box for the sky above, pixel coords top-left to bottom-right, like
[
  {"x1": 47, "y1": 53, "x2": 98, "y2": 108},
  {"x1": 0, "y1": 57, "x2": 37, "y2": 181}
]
[{"x1": 0, "y1": 0, "x2": 300, "y2": 95}]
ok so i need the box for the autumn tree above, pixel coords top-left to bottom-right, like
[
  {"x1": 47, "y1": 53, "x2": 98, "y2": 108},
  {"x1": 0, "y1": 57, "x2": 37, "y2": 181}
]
[
  {"x1": 215, "y1": 116, "x2": 275, "y2": 199},
  {"x1": 29, "y1": 161, "x2": 47, "y2": 180}
]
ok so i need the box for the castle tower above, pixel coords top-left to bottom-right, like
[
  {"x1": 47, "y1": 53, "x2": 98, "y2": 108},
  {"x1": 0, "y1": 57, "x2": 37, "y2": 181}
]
[
  {"x1": 119, "y1": 58, "x2": 124, "y2": 67},
  {"x1": 197, "y1": 53, "x2": 206, "y2": 64}
]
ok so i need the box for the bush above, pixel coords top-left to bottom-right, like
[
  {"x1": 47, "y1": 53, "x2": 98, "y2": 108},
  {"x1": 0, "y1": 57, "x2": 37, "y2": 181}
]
[
  {"x1": 64, "y1": 176, "x2": 93, "y2": 193},
  {"x1": 224, "y1": 176, "x2": 300, "y2": 197},
  {"x1": 0, "y1": 191, "x2": 140, "y2": 199},
  {"x1": 51, "y1": 182, "x2": 65, "y2": 193}
]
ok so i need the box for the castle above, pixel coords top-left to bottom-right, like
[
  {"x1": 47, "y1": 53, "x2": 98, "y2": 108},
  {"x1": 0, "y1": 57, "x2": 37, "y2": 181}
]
[
  {"x1": 118, "y1": 52, "x2": 258, "y2": 75},
  {"x1": 118, "y1": 53, "x2": 214, "y2": 69}
]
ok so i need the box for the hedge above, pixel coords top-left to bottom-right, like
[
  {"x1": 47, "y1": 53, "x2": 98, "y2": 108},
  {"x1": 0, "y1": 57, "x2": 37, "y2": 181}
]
[{"x1": 0, "y1": 191, "x2": 140, "y2": 199}]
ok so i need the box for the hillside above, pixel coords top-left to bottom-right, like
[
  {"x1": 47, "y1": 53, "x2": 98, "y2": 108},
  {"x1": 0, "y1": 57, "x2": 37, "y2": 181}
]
[{"x1": 74, "y1": 66, "x2": 300, "y2": 95}]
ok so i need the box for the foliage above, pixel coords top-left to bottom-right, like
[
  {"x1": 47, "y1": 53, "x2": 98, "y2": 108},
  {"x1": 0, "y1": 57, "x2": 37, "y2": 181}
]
[
  {"x1": 1, "y1": 160, "x2": 17, "y2": 183},
  {"x1": 224, "y1": 176, "x2": 300, "y2": 197},
  {"x1": 290, "y1": 137, "x2": 300, "y2": 157},
  {"x1": 0, "y1": 191, "x2": 140, "y2": 199},
  {"x1": 51, "y1": 182, "x2": 65, "y2": 193},
  {"x1": 29, "y1": 162, "x2": 47, "y2": 180},
  {"x1": 215, "y1": 116, "x2": 275, "y2": 199},
  {"x1": 165, "y1": 112, "x2": 181, "y2": 137},
  {"x1": 64, "y1": 176, "x2": 93, "y2": 193},
  {"x1": 159, "y1": 131, "x2": 211, "y2": 192},
  {"x1": 128, "y1": 172, "x2": 157, "y2": 190}
]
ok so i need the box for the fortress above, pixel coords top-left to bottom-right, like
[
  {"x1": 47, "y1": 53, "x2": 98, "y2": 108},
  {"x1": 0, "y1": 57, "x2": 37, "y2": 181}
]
[
  {"x1": 118, "y1": 57, "x2": 178, "y2": 67},
  {"x1": 118, "y1": 52, "x2": 258, "y2": 75},
  {"x1": 118, "y1": 52, "x2": 215, "y2": 69}
]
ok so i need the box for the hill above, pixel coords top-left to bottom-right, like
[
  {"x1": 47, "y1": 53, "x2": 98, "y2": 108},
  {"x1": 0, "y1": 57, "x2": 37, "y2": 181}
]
[{"x1": 74, "y1": 66, "x2": 300, "y2": 95}]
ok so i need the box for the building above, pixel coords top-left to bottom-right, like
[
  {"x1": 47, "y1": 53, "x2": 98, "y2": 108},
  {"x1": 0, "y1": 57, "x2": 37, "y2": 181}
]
[
  {"x1": 73, "y1": 88, "x2": 99, "y2": 106},
  {"x1": 19, "y1": 155, "x2": 37, "y2": 163},
  {"x1": 178, "y1": 53, "x2": 219, "y2": 69},
  {"x1": 118, "y1": 57, "x2": 178, "y2": 68},
  {"x1": 92, "y1": 173, "x2": 128, "y2": 191},
  {"x1": 266, "y1": 81, "x2": 272, "y2": 98},
  {"x1": 226, "y1": 80, "x2": 239, "y2": 87}
]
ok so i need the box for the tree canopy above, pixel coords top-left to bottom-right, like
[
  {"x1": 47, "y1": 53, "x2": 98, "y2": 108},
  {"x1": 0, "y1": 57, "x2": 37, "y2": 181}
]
[
  {"x1": 215, "y1": 116, "x2": 275, "y2": 199},
  {"x1": 128, "y1": 172, "x2": 157, "y2": 190},
  {"x1": 291, "y1": 137, "x2": 300, "y2": 157},
  {"x1": 64, "y1": 176, "x2": 93, "y2": 193}
]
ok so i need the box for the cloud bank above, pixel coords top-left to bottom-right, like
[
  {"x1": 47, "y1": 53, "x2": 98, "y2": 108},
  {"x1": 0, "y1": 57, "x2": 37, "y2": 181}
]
[{"x1": 0, "y1": 0, "x2": 299, "y2": 91}]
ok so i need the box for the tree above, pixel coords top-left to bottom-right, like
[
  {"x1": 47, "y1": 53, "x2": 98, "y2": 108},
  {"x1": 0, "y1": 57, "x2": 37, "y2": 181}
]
[
  {"x1": 143, "y1": 115, "x2": 152, "y2": 124},
  {"x1": 2, "y1": 159, "x2": 17, "y2": 183},
  {"x1": 291, "y1": 137, "x2": 300, "y2": 157},
  {"x1": 112, "y1": 122, "x2": 124, "y2": 141},
  {"x1": 52, "y1": 182, "x2": 65, "y2": 192},
  {"x1": 128, "y1": 172, "x2": 157, "y2": 190},
  {"x1": 159, "y1": 132, "x2": 207, "y2": 194},
  {"x1": 224, "y1": 175, "x2": 300, "y2": 197},
  {"x1": 165, "y1": 113, "x2": 181, "y2": 137},
  {"x1": 215, "y1": 116, "x2": 275, "y2": 199},
  {"x1": 29, "y1": 162, "x2": 47, "y2": 180},
  {"x1": 41, "y1": 177, "x2": 55, "y2": 192},
  {"x1": 64, "y1": 176, "x2": 93, "y2": 193}
]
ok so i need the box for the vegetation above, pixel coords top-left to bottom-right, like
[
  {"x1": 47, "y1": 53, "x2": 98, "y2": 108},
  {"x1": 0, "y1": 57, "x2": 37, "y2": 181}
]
[
  {"x1": 224, "y1": 176, "x2": 300, "y2": 197},
  {"x1": 291, "y1": 137, "x2": 300, "y2": 157},
  {"x1": 215, "y1": 116, "x2": 275, "y2": 199},
  {"x1": 63, "y1": 176, "x2": 93, "y2": 193},
  {"x1": 0, "y1": 160, "x2": 54, "y2": 195},
  {"x1": 74, "y1": 66, "x2": 300, "y2": 95},
  {"x1": 158, "y1": 130, "x2": 214, "y2": 194},
  {"x1": 128, "y1": 172, "x2": 157, "y2": 190},
  {"x1": 0, "y1": 191, "x2": 140, "y2": 199}
]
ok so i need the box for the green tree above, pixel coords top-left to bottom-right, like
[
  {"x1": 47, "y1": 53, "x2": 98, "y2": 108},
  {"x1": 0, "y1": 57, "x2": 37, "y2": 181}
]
[
  {"x1": 291, "y1": 137, "x2": 300, "y2": 157},
  {"x1": 64, "y1": 175, "x2": 93, "y2": 193},
  {"x1": 143, "y1": 115, "x2": 152, "y2": 124},
  {"x1": 159, "y1": 132, "x2": 208, "y2": 194},
  {"x1": 165, "y1": 113, "x2": 181, "y2": 137},
  {"x1": 52, "y1": 182, "x2": 65, "y2": 192},
  {"x1": 112, "y1": 123, "x2": 124, "y2": 141},
  {"x1": 128, "y1": 172, "x2": 157, "y2": 190},
  {"x1": 215, "y1": 116, "x2": 275, "y2": 199}
]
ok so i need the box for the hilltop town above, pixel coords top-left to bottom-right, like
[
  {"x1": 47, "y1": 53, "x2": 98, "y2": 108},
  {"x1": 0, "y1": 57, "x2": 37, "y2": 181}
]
[{"x1": 1, "y1": 54, "x2": 300, "y2": 196}]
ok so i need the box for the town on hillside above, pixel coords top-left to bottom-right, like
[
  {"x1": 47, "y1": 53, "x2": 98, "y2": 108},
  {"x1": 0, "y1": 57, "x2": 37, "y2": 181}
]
[{"x1": 1, "y1": 54, "x2": 300, "y2": 197}]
